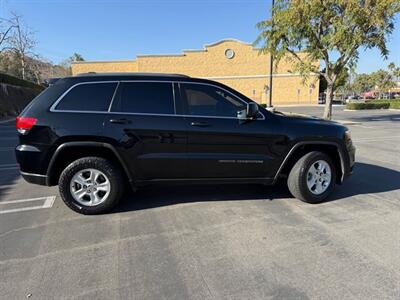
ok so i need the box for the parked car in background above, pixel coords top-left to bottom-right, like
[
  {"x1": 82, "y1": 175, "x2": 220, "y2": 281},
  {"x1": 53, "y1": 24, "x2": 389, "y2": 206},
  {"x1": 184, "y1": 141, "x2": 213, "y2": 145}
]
[{"x1": 345, "y1": 95, "x2": 362, "y2": 103}]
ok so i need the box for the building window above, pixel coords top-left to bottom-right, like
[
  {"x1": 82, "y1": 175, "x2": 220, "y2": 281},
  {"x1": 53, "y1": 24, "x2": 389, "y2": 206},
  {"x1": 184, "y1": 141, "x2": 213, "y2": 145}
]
[{"x1": 225, "y1": 49, "x2": 235, "y2": 59}]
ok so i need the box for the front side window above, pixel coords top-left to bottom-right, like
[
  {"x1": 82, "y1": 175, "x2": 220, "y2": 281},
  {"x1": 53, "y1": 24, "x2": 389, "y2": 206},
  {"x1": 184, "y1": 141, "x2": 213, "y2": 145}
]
[
  {"x1": 112, "y1": 82, "x2": 175, "y2": 114},
  {"x1": 181, "y1": 83, "x2": 245, "y2": 117},
  {"x1": 55, "y1": 82, "x2": 117, "y2": 111}
]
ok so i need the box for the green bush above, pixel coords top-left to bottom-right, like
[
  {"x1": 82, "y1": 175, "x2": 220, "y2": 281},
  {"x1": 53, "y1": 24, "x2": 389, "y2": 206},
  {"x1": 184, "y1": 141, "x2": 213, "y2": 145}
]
[
  {"x1": 369, "y1": 99, "x2": 400, "y2": 109},
  {"x1": 346, "y1": 102, "x2": 390, "y2": 110},
  {"x1": 389, "y1": 101, "x2": 400, "y2": 109},
  {"x1": 0, "y1": 72, "x2": 43, "y2": 91}
]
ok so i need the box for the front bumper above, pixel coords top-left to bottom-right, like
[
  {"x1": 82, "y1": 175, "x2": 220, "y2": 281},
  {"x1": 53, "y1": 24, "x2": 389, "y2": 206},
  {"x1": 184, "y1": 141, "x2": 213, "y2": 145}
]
[{"x1": 342, "y1": 143, "x2": 356, "y2": 181}]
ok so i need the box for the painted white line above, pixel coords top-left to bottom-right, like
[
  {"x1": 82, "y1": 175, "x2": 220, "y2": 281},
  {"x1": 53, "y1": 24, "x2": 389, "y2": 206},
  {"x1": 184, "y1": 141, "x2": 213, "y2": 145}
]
[
  {"x1": 0, "y1": 118, "x2": 14, "y2": 124},
  {"x1": 0, "y1": 196, "x2": 56, "y2": 214},
  {"x1": 0, "y1": 164, "x2": 18, "y2": 168},
  {"x1": 354, "y1": 125, "x2": 374, "y2": 129},
  {"x1": 0, "y1": 184, "x2": 14, "y2": 190},
  {"x1": 356, "y1": 135, "x2": 400, "y2": 141},
  {"x1": 370, "y1": 118, "x2": 389, "y2": 121},
  {"x1": 0, "y1": 196, "x2": 51, "y2": 205},
  {"x1": 0, "y1": 167, "x2": 19, "y2": 171},
  {"x1": 42, "y1": 196, "x2": 56, "y2": 208}
]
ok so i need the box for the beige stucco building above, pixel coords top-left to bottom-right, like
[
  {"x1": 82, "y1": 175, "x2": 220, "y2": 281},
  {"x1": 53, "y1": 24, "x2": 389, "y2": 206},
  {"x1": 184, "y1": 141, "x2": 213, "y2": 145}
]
[{"x1": 71, "y1": 39, "x2": 319, "y2": 105}]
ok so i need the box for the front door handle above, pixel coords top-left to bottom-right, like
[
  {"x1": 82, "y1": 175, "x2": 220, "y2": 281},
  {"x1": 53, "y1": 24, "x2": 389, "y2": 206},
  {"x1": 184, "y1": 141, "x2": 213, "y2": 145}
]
[
  {"x1": 190, "y1": 121, "x2": 209, "y2": 127},
  {"x1": 109, "y1": 118, "x2": 131, "y2": 124}
]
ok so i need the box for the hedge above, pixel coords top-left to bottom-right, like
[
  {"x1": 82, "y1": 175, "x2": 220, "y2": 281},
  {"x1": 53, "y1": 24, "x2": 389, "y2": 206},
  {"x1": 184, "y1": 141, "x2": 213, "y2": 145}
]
[
  {"x1": 346, "y1": 102, "x2": 390, "y2": 110},
  {"x1": 0, "y1": 72, "x2": 43, "y2": 91},
  {"x1": 346, "y1": 99, "x2": 400, "y2": 110},
  {"x1": 389, "y1": 101, "x2": 400, "y2": 109}
]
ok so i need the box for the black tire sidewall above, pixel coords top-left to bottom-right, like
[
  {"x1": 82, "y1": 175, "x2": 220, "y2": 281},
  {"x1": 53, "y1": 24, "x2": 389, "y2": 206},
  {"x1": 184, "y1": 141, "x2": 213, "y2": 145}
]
[
  {"x1": 298, "y1": 152, "x2": 336, "y2": 203},
  {"x1": 59, "y1": 157, "x2": 122, "y2": 214}
]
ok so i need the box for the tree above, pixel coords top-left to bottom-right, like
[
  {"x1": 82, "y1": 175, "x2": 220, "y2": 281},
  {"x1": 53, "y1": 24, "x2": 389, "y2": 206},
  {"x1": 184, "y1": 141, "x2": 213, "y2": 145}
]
[
  {"x1": 60, "y1": 53, "x2": 85, "y2": 75},
  {"x1": 388, "y1": 62, "x2": 400, "y2": 79},
  {"x1": 7, "y1": 13, "x2": 36, "y2": 80},
  {"x1": 320, "y1": 67, "x2": 349, "y2": 95},
  {"x1": 370, "y1": 63, "x2": 398, "y2": 98},
  {"x1": 352, "y1": 73, "x2": 374, "y2": 95},
  {"x1": 0, "y1": 18, "x2": 15, "y2": 51},
  {"x1": 255, "y1": 0, "x2": 400, "y2": 119}
]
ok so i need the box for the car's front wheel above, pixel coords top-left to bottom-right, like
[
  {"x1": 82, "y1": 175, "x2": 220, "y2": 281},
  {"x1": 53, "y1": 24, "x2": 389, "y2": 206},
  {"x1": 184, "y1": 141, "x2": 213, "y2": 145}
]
[
  {"x1": 287, "y1": 151, "x2": 336, "y2": 203},
  {"x1": 59, "y1": 157, "x2": 124, "y2": 214}
]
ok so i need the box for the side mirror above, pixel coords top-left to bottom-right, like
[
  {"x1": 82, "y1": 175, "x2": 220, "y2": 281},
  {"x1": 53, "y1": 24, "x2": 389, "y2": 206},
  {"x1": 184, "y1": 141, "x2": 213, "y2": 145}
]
[{"x1": 246, "y1": 102, "x2": 259, "y2": 119}]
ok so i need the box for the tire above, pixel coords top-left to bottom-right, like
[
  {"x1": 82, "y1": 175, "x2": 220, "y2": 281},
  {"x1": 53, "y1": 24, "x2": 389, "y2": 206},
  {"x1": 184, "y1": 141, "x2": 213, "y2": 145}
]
[
  {"x1": 59, "y1": 157, "x2": 124, "y2": 214},
  {"x1": 287, "y1": 151, "x2": 336, "y2": 204}
]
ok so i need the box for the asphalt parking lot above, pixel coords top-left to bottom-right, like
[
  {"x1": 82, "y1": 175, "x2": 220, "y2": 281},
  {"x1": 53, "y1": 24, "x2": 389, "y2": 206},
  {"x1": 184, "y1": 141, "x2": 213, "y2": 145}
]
[{"x1": 1, "y1": 106, "x2": 399, "y2": 299}]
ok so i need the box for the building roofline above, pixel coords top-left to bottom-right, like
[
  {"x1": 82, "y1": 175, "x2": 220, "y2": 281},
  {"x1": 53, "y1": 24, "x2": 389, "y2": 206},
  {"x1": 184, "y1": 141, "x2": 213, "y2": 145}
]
[
  {"x1": 137, "y1": 38, "x2": 258, "y2": 57},
  {"x1": 72, "y1": 38, "x2": 261, "y2": 63},
  {"x1": 72, "y1": 59, "x2": 136, "y2": 64}
]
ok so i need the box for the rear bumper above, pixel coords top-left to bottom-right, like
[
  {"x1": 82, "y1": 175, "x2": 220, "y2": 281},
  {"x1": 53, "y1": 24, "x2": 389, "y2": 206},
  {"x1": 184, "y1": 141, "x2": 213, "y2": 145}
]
[{"x1": 20, "y1": 171, "x2": 49, "y2": 186}]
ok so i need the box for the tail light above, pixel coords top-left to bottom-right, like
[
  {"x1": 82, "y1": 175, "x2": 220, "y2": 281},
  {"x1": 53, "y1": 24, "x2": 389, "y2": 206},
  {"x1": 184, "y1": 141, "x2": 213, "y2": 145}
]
[{"x1": 16, "y1": 116, "x2": 37, "y2": 134}]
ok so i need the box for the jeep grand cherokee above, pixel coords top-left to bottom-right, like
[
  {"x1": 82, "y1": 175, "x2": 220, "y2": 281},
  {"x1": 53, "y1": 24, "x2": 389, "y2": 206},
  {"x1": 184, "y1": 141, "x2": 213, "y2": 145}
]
[{"x1": 15, "y1": 73, "x2": 355, "y2": 214}]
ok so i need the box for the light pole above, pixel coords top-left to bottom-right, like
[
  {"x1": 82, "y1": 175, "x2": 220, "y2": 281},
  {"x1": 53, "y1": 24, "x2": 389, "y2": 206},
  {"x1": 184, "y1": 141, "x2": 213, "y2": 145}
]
[{"x1": 267, "y1": 0, "x2": 275, "y2": 108}]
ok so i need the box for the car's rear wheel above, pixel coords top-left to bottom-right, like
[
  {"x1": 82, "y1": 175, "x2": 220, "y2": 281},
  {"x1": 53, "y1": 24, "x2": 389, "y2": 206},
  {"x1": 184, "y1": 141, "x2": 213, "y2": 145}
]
[
  {"x1": 287, "y1": 151, "x2": 336, "y2": 203},
  {"x1": 59, "y1": 157, "x2": 124, "y2": 214}
]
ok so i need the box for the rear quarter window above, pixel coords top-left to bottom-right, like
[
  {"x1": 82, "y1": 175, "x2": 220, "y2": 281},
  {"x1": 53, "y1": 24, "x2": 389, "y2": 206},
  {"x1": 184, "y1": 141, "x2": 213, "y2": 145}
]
[{"x1": 54, "y1": 82, "x2": 117, "y2": 111}]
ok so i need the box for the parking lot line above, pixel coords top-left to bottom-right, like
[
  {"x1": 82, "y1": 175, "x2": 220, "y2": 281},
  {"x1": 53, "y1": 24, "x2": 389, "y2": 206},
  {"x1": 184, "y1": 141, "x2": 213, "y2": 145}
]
[
  {"x1": 0, "y1": 164, "x2": 19, "y2": 171},
  {"x1": 0, "y1": 196, "x2": 56, "y2": 214},
  {"x1": 0, "y1": 184, "x2": 15, "y2": 190},
  {"x1": 356, "y1": 135, "x2": 400, "y2": 141},
  {"x1": 0, "y1": 119, "x2": 14, "y2": 124}
]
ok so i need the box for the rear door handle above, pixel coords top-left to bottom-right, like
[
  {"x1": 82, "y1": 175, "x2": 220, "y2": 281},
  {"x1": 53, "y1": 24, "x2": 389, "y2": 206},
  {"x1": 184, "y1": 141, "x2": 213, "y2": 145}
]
[
  {"x1": 190, "y1": 121, "x2": 209, "y2": 127},
  {"x1": 109, "y1": 118, "x2": 131, "y2": 124}
]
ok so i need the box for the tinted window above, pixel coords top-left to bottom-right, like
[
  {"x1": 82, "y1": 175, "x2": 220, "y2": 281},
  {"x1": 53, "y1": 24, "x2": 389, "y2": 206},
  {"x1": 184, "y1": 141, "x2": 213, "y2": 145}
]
[
  {"x1": 113, "y1": 82, "x2": 174, "y2": 114},
  {"x1": 56, "y1": 82, "x2": 117, "y2": 111},
  {"x1": 181, "y1": 83, "x2": 245, "y2": 117}
]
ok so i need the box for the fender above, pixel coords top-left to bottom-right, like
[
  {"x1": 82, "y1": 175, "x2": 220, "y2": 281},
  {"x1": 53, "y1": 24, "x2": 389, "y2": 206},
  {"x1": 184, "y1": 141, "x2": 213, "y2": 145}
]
[
  {"x1": 273, "y1": 141, "x2": 347, "y2": 183},
  {"x1": 46, "y1": 141, "x2": 133, "y2": 185}
]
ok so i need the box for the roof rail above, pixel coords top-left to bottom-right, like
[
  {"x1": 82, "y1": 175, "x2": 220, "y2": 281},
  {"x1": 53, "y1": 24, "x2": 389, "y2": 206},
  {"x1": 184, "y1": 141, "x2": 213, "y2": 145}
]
[{"x1": 75, "y1": 72, "x2": 190, "y2": 78}]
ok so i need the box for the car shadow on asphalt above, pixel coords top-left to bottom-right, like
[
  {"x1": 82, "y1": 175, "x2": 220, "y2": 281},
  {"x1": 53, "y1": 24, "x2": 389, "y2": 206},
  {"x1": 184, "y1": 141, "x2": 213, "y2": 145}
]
[
  {"x1": 114, "y1": 183, "x2": 290, "y2": 213},
  {"x1": 329, "y1": 162, "x2": 400, "y2": 201},
  {"x1": 113, "y1": 162, "x2": 400, "y2": 213}
]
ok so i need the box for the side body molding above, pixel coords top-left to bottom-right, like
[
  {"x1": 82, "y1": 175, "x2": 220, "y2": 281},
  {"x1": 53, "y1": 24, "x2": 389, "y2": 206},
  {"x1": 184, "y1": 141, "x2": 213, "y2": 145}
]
[
  {"x1": 273, "y1": 141, "x2": 346, "y2": 183},
  {"x1": 46, "y1": 141, "x2": 133, "y2": 185}
]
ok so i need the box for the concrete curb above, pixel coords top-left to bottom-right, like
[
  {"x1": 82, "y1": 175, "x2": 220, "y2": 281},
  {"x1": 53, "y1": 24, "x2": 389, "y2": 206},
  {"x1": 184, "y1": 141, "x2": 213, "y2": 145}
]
[{"x1": 335, "y1": 120, "x2": 361, "y2": 125}]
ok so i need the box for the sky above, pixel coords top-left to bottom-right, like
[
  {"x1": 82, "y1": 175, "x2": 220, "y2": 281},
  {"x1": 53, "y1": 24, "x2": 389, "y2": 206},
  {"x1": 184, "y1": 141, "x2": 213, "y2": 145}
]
[{"x1": 0, "y1": 0, "x2": 399, "y2": 74}]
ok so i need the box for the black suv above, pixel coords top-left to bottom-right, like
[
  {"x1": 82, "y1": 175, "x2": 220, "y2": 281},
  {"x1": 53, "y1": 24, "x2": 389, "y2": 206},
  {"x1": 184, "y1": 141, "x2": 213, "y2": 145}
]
[{"x1": 15, "y1": 73, "x2": 355, "y2": 214}]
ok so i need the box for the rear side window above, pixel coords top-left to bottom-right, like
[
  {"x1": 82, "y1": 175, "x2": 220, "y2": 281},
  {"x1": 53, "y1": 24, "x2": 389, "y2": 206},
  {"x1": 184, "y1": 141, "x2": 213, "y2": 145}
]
[
  {"x1": 112, "y1": 82, "x2": 174, "y2": 114},
  {"x1": 55, "y1": 82, "x2": 117, "y2": 111}
]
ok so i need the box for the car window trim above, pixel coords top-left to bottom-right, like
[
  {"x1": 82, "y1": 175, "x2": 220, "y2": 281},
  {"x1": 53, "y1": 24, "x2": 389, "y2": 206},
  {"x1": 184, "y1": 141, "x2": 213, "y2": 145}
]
[
  {"x1": 50, "y1": 80, "x2": 265, "y2": 120},
  {"x1": 49, "y1": 81, "x2": 120, "y2": 113}
]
